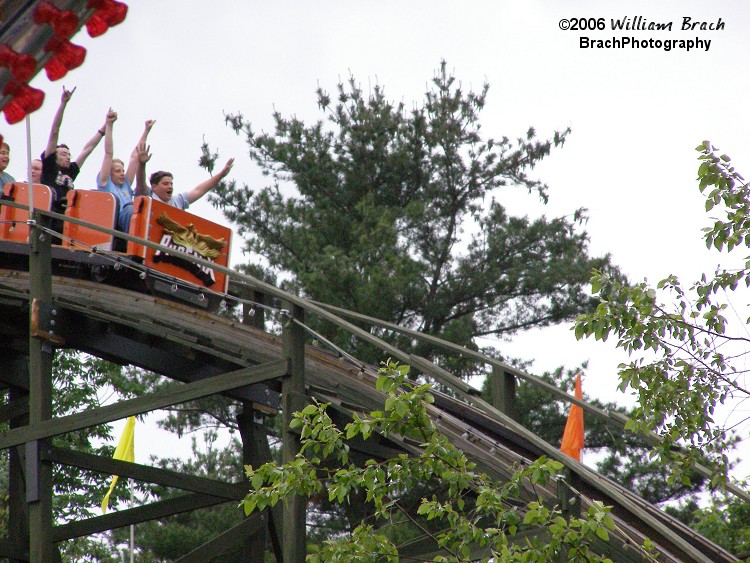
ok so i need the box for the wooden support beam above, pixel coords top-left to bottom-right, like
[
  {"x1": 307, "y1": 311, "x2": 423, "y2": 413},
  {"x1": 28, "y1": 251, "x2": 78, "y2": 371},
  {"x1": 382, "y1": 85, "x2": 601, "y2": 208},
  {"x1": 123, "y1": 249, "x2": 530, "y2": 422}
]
[
  {"x1": 242, "y1": 289, "x2": 266, "y2": 331},
  {"x1": 0, "y1": 538, "x2": 28, "y2": 561},
  {"x1": 0, "y1": 395, "x2": 29, "y2": 424},
  {"x1": 45, "y1": 446, "x2": 247, "y2": 500},
  {"x1": 8, "y1": 380, "x2": 30, "y2": 563},
  {"x1": 237, "y1": 404, "x2": 269, "y2": 562},
  {"x1": 68, "y1": 324, "x2": 279, "y2": 409},
  {"x1": 490, "y1": 365, "x2": 517, "y2": 421},
  {"x1": 174, "y1": 512, "x2": 267, "y2": 562},
  {"x1": 557, "y1": 471, "x2": 581, "y2": 520},
  {"x1": 0, "y1": 360, "x2": 288, "y2": 450},
  {"x1": 0, "y1": 352, "x2": 29, "y2": 390},
  {"x1": 242, "y1": 409, "x2": 284, "y2": 561},
  {"x1": 0, "y1": 365, "x2": 29, "y2": 391},
  {"x1": 27, "y1": 214, "x2": 54, "y2": 563},
  {"x1": 51, "y1": 492, "x2": 228, "y2": 542},
  {"x1": 281, "y1": 302, "x2": 307, "y2": 562}
]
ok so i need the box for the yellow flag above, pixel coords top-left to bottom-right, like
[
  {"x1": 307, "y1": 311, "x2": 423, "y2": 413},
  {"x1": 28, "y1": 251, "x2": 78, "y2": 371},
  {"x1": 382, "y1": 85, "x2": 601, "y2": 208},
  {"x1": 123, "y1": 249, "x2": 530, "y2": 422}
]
[{"x1": 101, "y1": 416, "x2": 135, "y2": 514}]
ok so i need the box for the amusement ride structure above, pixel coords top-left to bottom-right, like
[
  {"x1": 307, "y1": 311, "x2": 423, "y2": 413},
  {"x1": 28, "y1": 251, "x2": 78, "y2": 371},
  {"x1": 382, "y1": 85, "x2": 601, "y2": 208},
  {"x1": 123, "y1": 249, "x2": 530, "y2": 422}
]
[{"x1": 0, "y1": 2, "x2": 747, "y2": 562}]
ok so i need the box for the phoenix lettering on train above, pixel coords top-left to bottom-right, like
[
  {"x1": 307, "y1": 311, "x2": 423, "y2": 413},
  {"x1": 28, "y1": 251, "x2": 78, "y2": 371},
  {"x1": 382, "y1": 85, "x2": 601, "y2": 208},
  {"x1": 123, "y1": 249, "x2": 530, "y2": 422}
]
[{"x1": 153, "y1": 212, "x2": 227, "y2": 286}]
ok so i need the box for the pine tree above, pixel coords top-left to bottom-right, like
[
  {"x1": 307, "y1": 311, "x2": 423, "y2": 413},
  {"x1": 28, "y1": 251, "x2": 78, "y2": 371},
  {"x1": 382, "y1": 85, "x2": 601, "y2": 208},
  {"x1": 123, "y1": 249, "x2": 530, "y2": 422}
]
[{"x1": 207, "y1": 61, "x2": 622, "y2": 374}]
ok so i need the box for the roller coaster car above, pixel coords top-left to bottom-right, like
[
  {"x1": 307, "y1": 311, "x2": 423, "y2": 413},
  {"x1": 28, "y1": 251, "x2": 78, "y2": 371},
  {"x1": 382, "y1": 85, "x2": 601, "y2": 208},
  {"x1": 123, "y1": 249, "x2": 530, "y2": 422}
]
[
  {"x1": 0, "y1": 183, "x2": 232, "y2": 310},
  {"x1": 0, "y1": 182, "x2": 54, "y2": 244}
]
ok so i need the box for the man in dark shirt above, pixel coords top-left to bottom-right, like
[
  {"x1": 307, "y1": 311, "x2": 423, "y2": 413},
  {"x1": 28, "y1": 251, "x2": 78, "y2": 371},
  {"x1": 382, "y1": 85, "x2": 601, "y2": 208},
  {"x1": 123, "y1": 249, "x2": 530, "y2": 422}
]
[{"x1": 42, "y1": 87, "x2": 107, "y2": 231}]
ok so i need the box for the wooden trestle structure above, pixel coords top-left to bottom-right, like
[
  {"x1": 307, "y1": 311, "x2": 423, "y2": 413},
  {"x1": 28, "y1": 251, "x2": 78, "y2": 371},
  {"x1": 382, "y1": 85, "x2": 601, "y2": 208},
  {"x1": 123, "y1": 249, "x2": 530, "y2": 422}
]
[{"x1": 0, "y1": 208, "x2": 744, "y2": 562}]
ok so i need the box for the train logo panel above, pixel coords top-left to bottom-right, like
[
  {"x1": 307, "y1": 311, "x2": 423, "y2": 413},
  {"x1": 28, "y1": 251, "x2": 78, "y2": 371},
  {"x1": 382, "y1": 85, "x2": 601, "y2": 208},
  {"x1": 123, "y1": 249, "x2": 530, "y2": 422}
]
[{"x1": 127, "y1": 196, "x2": 231, "y2": 294}]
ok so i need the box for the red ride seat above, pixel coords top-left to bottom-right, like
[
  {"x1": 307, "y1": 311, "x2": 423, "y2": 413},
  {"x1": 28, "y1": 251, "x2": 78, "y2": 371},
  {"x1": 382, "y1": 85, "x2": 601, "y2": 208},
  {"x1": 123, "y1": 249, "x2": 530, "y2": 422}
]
[
  {"x1": 63, "y1": 189, "x2": 117, "y2": 251},
  {"x1": 0, "y1": 182, "x2": 53, "y2": 244}
]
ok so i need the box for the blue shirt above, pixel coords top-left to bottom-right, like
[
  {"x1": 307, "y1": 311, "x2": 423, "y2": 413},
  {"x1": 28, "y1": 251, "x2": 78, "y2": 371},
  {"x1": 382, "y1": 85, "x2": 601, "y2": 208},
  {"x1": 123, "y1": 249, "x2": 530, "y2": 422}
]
[
  {"x1": 96, "y1": 173, "x2": 134, "y2": 211},
  {"x1": 0, "y1": 171, "x2": 15, "y2": 187},
  {"x1": 152, "y1": 190, "x2": 190, "y2": 210}
]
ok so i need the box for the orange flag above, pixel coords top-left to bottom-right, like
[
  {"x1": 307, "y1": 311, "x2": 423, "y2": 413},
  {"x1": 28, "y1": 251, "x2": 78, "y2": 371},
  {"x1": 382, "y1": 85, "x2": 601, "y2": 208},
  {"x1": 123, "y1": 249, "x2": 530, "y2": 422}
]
[{"x1": 560, "y1": 373, "x2": 584, "y2": 461}]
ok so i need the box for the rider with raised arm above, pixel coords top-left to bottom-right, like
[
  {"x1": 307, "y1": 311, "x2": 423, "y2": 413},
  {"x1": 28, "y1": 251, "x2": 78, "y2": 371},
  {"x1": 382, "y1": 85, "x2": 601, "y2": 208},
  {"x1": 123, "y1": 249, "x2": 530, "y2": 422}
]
[
  {"x1": 96, "y1": 113, "x2": 154, "y2": 232},
  {"x1": 148, "y1": 158, "x2": 234, "y2": 211},
  {"x1": 42, "y1": 87, "x2": 107, "y2": 228}
]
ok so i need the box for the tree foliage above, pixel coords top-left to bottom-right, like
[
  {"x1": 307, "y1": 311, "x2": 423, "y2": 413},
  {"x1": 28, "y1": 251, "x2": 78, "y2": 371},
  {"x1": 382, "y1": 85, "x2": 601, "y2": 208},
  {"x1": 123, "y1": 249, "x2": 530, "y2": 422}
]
[
  {"x1": 242, "y1": 360, "x2": 653, "y2": 562},
  {"x1": 496, "y1": 367, "x2": 706, "y2": 505},
  {"x1": 574, "y1": 142, "x2": 750, "y2": 497},
  {"x1": 52, "y1": 354, "x2": 144, "y2": 521},
  {"x1": 0, "y1": 351, "x2": 149, "y2": 560},
  {"x1": 207, "y1": 62, "x2": 620, "y2": 371},
  {"x1": 665, "y1": 496, "x2": 750, "y2": 559}
]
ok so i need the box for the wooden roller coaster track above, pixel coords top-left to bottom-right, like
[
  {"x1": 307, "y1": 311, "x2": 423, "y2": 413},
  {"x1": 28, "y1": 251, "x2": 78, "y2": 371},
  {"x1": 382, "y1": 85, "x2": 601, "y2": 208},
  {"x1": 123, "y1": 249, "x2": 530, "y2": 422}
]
[{"x1": 0, "y1": 249, "x2": 741, "y2": 561}]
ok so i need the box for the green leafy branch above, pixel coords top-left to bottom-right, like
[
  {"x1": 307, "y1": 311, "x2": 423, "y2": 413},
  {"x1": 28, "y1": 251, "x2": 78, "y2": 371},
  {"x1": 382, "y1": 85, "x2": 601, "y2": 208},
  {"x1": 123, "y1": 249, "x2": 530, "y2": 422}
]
[
  {"x1": 241, "y1": 360, "x2": 650, "y2": 561},
  {"x1": 575, "y1": 143, "x2": 750, "y2": 491}
]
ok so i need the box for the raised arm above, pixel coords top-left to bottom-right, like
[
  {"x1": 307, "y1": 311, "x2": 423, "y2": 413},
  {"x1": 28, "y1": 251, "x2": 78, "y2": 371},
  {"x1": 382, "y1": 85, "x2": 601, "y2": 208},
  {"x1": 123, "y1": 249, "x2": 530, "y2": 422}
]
[
  {"x1": 186, "y1": 158, "x2": 234, "y2": 204},
  {"x1": 126, "y1": 119, "x2": 155, "y2": 184},
  {"x1": 75, "y1": 115, "x2": 108, "y2": 169},
  {"x1": 97, "y1": 109, "x2": 118, "y2": 187},
  {"x1": 134, "y1": 142, "x2": 152, "y2": 196},
  {"x1": 45, "y1": 86, "x2": 75, "y2": 157}
]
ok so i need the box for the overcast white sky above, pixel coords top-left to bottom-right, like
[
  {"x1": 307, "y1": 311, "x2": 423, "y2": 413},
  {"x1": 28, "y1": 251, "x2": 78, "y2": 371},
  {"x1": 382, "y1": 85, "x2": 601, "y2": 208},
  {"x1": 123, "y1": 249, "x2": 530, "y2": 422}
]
[{"x1": 3, "y1": 1, "x2": 749, "y2": 466}]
